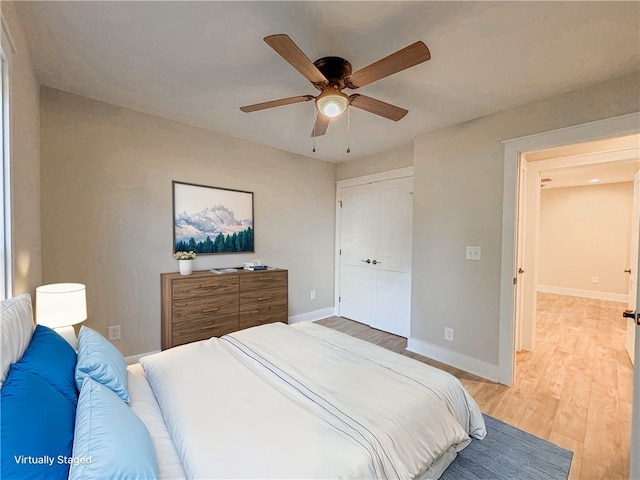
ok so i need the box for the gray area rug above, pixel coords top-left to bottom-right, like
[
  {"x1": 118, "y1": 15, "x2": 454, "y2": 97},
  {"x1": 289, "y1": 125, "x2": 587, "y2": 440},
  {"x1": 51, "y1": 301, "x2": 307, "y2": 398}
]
[{"x1": 440, "y1": 414, "x2": 573, "y2": 480}]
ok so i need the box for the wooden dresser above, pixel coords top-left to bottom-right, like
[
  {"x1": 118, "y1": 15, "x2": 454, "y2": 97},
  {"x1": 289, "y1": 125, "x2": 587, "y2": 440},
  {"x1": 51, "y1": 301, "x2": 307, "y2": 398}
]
[{"x1": 161, "y1": 268, "x2": 288, "y2": 350}]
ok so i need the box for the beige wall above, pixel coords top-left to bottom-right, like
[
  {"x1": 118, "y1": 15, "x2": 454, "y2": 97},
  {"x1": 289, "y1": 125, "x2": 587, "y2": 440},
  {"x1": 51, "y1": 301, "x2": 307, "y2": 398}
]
[
  {"x1": 336, "y1": 143, "x2": 413, "y2": 181},
  {"x1": 412, "y1": 72, "x2": 640, "y2": 366},
  {"x1": 1, "y1": 2, "x2": 42, "y2": 297},
  {"x1": 40, "y1": 88, "x2": 336, "y2": 356},
  {"x1": 539, "y1": 182, "x2": 633, "y2": 296}
]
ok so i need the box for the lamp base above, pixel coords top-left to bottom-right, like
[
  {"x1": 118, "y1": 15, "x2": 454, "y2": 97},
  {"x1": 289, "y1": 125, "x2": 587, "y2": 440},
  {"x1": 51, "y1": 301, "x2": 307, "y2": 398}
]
[{"x1": 53, "y1": 325, "x2": 78, "y2": 350}]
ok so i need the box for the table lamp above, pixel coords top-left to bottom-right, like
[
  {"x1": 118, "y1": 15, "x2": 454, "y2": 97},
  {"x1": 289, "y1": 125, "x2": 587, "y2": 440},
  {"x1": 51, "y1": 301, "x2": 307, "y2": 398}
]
[{"x1": 36, "y1": 283, "x2": 87, "y2": 349}]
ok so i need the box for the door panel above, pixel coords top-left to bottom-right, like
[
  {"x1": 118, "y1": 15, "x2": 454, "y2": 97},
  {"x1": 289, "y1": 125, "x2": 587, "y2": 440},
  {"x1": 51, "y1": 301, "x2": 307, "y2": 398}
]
[
  {"x1": 626, "y1": 170, "x2": 639, "y2": 364},
  {"x1": 339, "y1": 185, "x2": 377, "y2": 324},
  {"x1": 371, "y1": 178, "x2": 412, "y2": 336}
]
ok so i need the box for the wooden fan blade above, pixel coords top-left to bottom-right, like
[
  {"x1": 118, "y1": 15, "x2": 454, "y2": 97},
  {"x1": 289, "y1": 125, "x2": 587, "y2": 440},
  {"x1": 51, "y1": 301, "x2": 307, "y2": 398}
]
[
  {"x1": 349, "y1": 94, "x2": 408, "y2": 121},
  {"x1": 264, "y1": 34, "x2": 328, "y2": 86},
  {"x1": 311, "y1": 113, "x2": 331, "y2": 137},
  {"x1": 345, "y1": 41, "x2": 430, "y2": 89},
  {"x1": 240, "y1": 95, "x2": 314, "y2": 113}
]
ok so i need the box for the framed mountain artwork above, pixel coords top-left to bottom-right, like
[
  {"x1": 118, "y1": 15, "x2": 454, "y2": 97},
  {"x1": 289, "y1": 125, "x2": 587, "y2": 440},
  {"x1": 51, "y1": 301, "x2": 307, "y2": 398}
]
[{"x1": 172, "y1": 181, "x2": 254, "y2": 255}]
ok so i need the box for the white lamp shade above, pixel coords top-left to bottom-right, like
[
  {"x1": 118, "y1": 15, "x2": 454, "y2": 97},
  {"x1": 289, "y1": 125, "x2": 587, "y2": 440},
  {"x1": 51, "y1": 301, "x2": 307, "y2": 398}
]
[
  {"x1": 315, "y1": 89, "x2": 349, "y2": 118},
  {"x1": 36, "y1": 283, "x2": 87, "y2": 329}
]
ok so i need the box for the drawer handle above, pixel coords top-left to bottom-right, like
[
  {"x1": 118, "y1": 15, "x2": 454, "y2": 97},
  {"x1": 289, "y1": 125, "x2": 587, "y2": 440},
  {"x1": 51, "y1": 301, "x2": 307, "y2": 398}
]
[
  {"x1": 175, "y1": 302, "x2": 188, "y2": 307},
  {"x1": 196, "y1": 323, "x2": 221, "y2": 331},
  {"x1": 201, "y1": 307, "x2": 220, "y2": 313},
  {"x1": 258, "y1": 296, "x2": 272, "y2": 301},
  {"x1": 200, "y1": 283, "x2": 220, "y2": 288}
]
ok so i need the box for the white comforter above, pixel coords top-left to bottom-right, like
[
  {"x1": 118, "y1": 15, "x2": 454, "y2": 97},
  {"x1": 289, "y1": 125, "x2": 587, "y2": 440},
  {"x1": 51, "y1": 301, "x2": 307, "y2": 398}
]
[{"x1": 140, "y1": 322, "x2": 485, "y2": 479}]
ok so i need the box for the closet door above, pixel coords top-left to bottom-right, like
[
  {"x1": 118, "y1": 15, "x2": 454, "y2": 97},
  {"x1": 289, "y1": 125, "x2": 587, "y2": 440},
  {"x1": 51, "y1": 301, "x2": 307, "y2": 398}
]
[{"x1": 339, "y1": 177, "x2": 413, "y2": 337}]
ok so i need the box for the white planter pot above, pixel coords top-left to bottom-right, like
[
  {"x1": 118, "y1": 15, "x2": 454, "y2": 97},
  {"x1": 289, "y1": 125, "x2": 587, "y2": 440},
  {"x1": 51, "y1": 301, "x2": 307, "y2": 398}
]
[{"x1": 178, "y1": 259, "x2": 193, "y2": 276}]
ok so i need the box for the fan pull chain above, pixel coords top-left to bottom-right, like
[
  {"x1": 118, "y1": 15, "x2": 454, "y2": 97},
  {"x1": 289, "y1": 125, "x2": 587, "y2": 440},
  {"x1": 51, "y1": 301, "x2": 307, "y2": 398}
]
[
  {"x1": 312, "y1": 106, "x2": 317, "y2": 153},
  {"x1": 346, "y1": 106, "x2": 351, "y2": 154}
]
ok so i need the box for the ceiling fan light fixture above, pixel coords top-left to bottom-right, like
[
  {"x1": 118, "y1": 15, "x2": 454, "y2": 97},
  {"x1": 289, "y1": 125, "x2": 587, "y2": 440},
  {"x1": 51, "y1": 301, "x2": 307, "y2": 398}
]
[{"x1": 316, "y1": 88, "x2": 349, "y2": 118}]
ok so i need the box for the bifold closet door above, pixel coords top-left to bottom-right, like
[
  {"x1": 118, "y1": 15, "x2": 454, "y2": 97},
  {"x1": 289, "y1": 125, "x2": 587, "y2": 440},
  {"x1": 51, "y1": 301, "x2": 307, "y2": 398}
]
[{"x1": 339, "y1": 177, "x2": 413, "y2": 337}]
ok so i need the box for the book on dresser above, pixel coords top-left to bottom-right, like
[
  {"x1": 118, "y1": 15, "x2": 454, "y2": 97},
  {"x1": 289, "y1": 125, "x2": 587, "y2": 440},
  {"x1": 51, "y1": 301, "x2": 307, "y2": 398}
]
[{"x1": 160, "y1": 268, "x2": 288, "y2": 350}]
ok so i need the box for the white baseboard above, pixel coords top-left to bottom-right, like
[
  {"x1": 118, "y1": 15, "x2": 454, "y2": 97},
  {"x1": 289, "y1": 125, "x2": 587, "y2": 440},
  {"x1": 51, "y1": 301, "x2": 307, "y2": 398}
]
[
  {"x1": 124, "y1": 350, "x2": 159, "y2": 365},
  {"x1": 406, "y1": 337, "x2": 501, "y2": 383},
  {"x1": 537, "y1": 285, "x2": 628, "y2": 303},
  {"x1": 288, "y1": 307, "x2": 335, "y2": 324}
]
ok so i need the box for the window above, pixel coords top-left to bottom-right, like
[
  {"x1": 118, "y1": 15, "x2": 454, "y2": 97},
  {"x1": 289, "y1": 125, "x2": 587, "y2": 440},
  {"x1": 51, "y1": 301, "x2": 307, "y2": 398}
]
[{"x1": 0, "y1": 47, "x2": 11, "y2": 299}]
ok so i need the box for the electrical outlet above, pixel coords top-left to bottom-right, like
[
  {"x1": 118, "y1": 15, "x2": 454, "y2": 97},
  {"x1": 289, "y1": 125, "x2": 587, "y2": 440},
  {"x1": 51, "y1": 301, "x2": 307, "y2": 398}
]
[
  {"x1": 592, "y1": 276, "x2": 599, "y2": 284},
  {"x1": 310, "y1": 289, "x2": 316, "y2": 300},
  {"x1": 108, "y1": 325, "x2": 121, "y2": 341},
  {"x1": 465, "y1": 246, "x2": 482, "y2": 261},
  {"x1": 444, "y1": 327, "x2": 454, "y2": 342}
]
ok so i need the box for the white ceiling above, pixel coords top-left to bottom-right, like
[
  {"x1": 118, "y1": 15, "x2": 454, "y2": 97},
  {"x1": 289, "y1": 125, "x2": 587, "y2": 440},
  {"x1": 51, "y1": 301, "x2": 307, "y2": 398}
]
[{"x1": 13, "y1": 1, "x2": 640, "y2": 163}]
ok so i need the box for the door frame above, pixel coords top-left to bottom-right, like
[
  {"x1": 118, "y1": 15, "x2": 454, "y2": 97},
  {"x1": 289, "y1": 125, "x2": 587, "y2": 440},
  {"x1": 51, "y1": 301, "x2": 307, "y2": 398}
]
[
  {"x1": 334, "y1": 167, "x2": 414, "y2": 317},
  {"x1": 499, "y1": 111, "x2": 640, "y2": 386}
]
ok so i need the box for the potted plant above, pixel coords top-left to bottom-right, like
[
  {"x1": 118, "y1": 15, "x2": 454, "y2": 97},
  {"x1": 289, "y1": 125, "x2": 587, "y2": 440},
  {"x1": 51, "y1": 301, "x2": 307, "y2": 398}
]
[{"x1": 173, "y1": 251, "x2": 196, "y2": 275}]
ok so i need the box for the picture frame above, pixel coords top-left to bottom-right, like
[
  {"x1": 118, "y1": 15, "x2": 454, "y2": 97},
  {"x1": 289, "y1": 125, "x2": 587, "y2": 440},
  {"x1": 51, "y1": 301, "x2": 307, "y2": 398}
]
[{"x1": 172, "y1": 181, "x2": 254, "y2": 255}]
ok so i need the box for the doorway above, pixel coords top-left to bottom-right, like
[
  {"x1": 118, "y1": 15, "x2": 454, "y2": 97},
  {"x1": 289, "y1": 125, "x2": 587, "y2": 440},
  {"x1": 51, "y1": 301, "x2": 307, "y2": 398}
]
[
  {"x1": 516, "y1": 136, "x2": 640, "y2": 355},
  {"x1": 499, "y1": 113, "x2": 640, "y2": 477},
  {"x1": 499, "y1": 112, "x2": 640, "y2": 385}
]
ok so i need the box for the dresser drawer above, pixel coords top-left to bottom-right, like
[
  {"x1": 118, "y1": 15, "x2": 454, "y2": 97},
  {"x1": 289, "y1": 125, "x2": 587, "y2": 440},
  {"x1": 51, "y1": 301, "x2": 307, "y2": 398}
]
[
  {"x1": 172, "y1": 293, "x2": 238, "y2": 322},
  {"x1": 172, "y1": 275, "x2": 239, "y2": 300},
  {"x1": 171, "y1": 314, "x2": 239, "y2": 347},
  {"x1": 239, "y1": 270, "x2": 288, "y2": 292},
  {"x1": 240, "y1": 306, "x2": 287, "y2": 330},
  {"x1": 240, "y1": 287, "x2": 287, "y2": 312}
]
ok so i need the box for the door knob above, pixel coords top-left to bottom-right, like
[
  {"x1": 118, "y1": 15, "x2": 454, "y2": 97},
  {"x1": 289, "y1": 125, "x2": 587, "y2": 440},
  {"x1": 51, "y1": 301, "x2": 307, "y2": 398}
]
[
  {"x1": 624, "y1": 269, "x2": 632, "y2": 274},
  {"x1": 623, "y1": 310, "x2": 639, "y2": 325},
  {"x1": 361, "y1": 259, "x2": 371, "y2": 264}
]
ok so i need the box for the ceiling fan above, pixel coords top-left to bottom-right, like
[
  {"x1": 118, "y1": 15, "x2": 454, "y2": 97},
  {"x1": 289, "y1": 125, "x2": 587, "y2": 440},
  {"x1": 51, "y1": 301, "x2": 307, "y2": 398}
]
[{"x1": 239, "y1": 34, "x2": 431, "y2": 137}]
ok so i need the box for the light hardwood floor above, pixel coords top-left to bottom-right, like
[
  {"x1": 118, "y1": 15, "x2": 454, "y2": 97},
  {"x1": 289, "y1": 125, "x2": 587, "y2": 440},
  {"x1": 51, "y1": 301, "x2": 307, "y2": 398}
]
[{"x1": 317, "y1": 292, "x2": 633, "y2": 480}]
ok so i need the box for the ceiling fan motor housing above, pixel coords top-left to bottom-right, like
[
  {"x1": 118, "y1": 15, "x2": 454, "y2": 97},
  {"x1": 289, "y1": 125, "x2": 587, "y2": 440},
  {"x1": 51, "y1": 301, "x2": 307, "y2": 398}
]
[{"x1": 312, "y1": 56, "x2": 352, "y2": 89}]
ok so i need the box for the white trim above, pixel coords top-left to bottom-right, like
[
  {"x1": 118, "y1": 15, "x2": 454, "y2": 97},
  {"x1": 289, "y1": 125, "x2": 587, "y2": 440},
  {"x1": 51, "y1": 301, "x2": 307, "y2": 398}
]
[
  {"x1": 0, "y1": 48, "x2": 10, "y2": 300},
  {"x1": 288, "y1": 307, "x2": 335, "y2": 324},
  {"x1": 537, "y1": 285, "x2": 628, "y2": 303},
  {"x1": 500, "y1": 111, "x2": 640, "y2": 386},
  {"x1": 335, "y1": 167, "x2": 414, "y2": 188},
  {"x1": 407, "y1": 337, "x2": 500, "y2": 382},
  {"x1": 124, "y1": 350, "x2": 159, "y2": 365},
  {"x1": 501, "y1": 112, "x2": 640, "y2": 147}
]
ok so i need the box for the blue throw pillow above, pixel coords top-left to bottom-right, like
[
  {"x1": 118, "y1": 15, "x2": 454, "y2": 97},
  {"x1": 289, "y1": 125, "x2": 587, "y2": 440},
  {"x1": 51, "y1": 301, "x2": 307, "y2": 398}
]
[
  {"x1": 69, "y1": 378, "x2": 158, "y2": 480},
  {"x1": 75, "y1": 326, "x2": 129, "y2": 403},
  {"x1": 1, "y1": 364, "x2": 75, "y2": 480},
  {"x1": 17, "y1": 324, "x2": 78, "y2": 406}
]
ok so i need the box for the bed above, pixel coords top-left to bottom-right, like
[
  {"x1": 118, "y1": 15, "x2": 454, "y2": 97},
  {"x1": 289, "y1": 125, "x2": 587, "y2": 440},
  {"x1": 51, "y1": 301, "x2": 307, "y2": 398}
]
[{"x1": 1, "y1": 293, "x2": 486, "y2": 479}]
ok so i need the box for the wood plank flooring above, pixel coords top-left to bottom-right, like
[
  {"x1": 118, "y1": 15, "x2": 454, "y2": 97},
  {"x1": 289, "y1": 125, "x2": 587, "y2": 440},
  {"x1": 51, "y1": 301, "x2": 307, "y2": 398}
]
[{"x1": 316, "y1": 292, "x2": 633, "y2": 480}]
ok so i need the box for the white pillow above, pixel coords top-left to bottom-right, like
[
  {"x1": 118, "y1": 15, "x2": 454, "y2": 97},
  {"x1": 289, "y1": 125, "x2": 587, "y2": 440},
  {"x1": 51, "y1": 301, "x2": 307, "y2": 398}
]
[{"x1": 0, "y1": 294, "x2": 35, "y2": 388}]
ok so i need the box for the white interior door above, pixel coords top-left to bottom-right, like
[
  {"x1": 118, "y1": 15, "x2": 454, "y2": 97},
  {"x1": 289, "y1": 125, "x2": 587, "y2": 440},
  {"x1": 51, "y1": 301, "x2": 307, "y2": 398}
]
[
  {"x1": 371, "y1": 179, "x2": 413, "y2": 337},
  {"x1": 626, "y1": 170, "x2": 640, "y2": 365},
  {"x1": 514, "y1": 160, "x2": 527, "y2": 351},
  {"x1": 339, "y1": 184, "x2": 377, "y2": 325},
  {"x1": 630, "y1": 172, "x2": 640, "y2": 479},
  {"x1": 339, "y1": 177, "x2": 413, "y2": 337}
]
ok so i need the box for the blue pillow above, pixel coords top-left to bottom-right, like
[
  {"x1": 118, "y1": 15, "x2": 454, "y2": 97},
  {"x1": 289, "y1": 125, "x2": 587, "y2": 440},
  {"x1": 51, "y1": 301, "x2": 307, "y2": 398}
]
[
  {"x1": 1, "y1": 364, "x2": 75, "y2": 480},
  {"x1": 69, "y1": 378, "x2": 158, "y2": 480},
  {"x1": 75, "y1": 326, "x2": 129, "y2": 403},
  {"x1": 17, "y1": 324, "x2": 78, "y2": 406}
]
